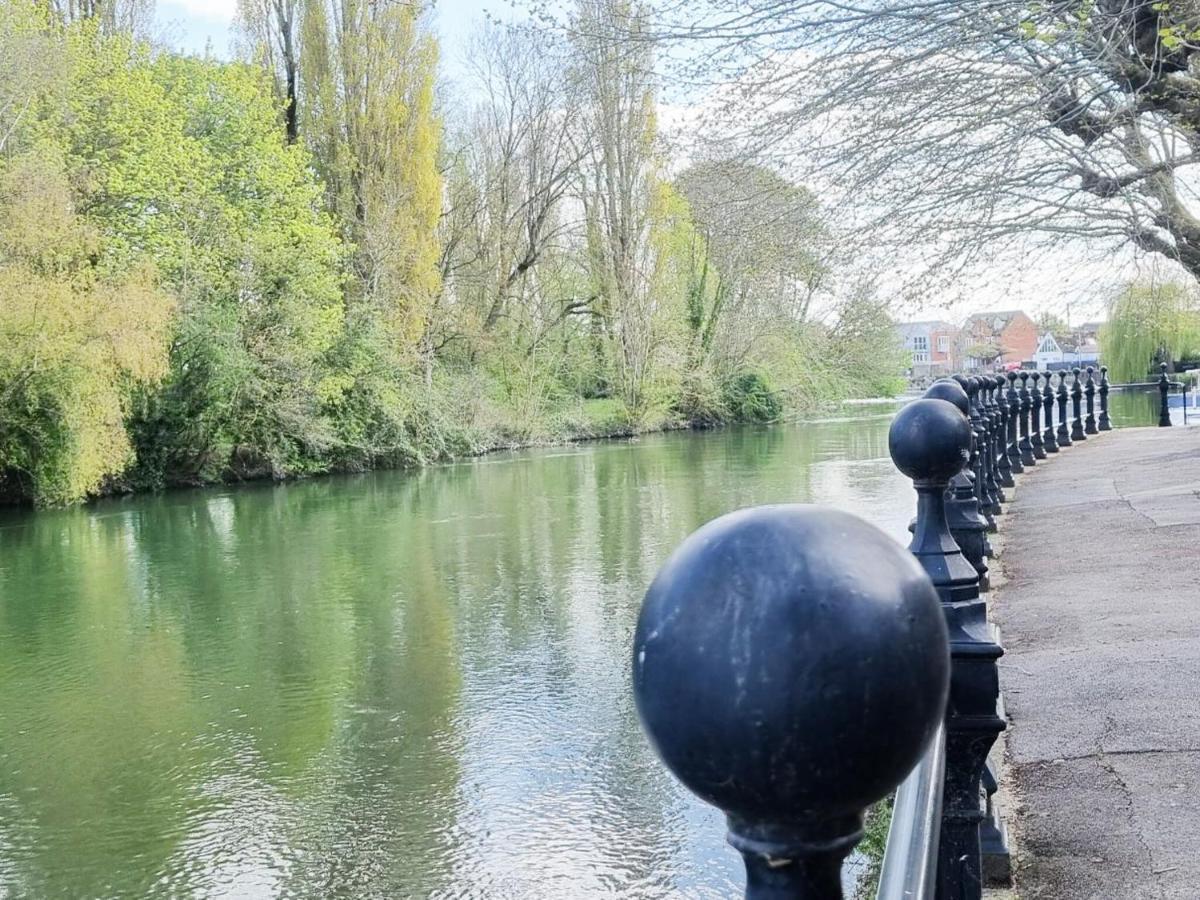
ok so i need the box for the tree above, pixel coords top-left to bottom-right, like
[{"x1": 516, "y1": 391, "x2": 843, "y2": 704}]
[
  {"x1": 1101, "y1": 278, "x2": 1200, "y2": 381},
  {"x1": 43, "y1": 0, "x2": 153, "y2": 33},
  {"x1": 627, "y1": 1, "x2": 1200, "y2": 294},
  {"x1": 826, "y1": 282, "x2": 909, "y2": 398},
  {"x1": 300, "y1": 0, "x2": 441, "y2": 343},
  {"x1": 0, "y1": 151, "x2": 173, "y2": 505},
  {"x1": 236, "y1": 0, "x2": 302, "y2": 142},
  {"x1": 674, "y1": 160, "x2": 830, "y2": 375},
  {"x1": 436, "y1": 25, "x2": 585, "y2": 358},
  {"x1": 676, "y1": 161, "x2": 828, "y2": 320},
  {"x1": 0, "y1": 3, "x2": 64, "y2": 155},
  {"x1": 572, "y1": 0, "x2": 667, "y2": 419},
  {"x1": 34, "y1": 33, "x2": 348, "y2": 485}
]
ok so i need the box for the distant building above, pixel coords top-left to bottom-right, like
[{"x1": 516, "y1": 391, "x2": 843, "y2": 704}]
[
  {"x1": 1062, "y1": 337, "x2": 1102, "y2": 369},
  {"x1": 1033, "y1": 331, "x2": 1102, "y2": 370},
  {"x1": 895, "y1": 320, "x2": 957, "y2": 377},
  {"x1": 958, "y1": 310, "x2": 1038, "y2": 370},
  {"x1": 1033, "y1": 332, "x2": 1064, "y2": 369}
]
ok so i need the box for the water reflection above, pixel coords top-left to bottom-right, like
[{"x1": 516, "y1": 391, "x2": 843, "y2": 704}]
[
  {"x1": 1108, "y1": 386, "x2": 1197, "y2": 427},
  {"x1": 0, "y1": 405, "x2": 918, "y2": 898}
]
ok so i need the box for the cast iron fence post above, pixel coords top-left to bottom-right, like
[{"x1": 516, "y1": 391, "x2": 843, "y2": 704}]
[
  {"x1": 994, "y1": 375, "x2": 1015, "y2": 488},
  {"x1": 632, "y1": 504, "x2": 950, "y2": 900},
  {"x1": 930, "y1": 380, "x2": 990, "y2": 587},
  {"x1": 1056, "y1": 371, "x2": 1073, "y2": 447},
  {"x1": 1006, "y1": 373, "x2": 1024, "y2": 475},
  {"x1": 890, "y1": 399, "x2": 1005, "y2": 900},
  {"x1": 1098, "y1": 366, "x2": 1112, "y2": 431},
  {"x1": 1041, "y1": 371, "x2": 1059, "y2": 453},
  {"x1": 958, "y1": 377, "x2": 997, "y2": 533},
  {"x1": 976, "y1": 377, "x2": 1003, "y2": 515},
  {"x1": 979, "y1": 763, "x2": 1012, "y2": 885},
  {"x1": 967, "y1": 377, "x2": 998, "y2": 532},
  {"x1": 1028, "y1": 372, "x2": 1047, "y2": 459},
  {"x1": 1084, "y1": 367, "x2": 1098, "y2": 435},
  {"x1": 1159, "y1": 363, "x2": 1172, "y2": 427},
  {"x1": 1018, "y1": 372, "x2": 1036, "y2": 467},
  {"x1": 984, "y1": 376, "x2": 1008, "y2": 502},
  {"x1": 1071, "y1": 368, "x2": 1087, "y2": 441}
]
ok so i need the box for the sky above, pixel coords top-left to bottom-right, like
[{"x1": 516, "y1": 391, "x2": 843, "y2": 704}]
[
  {"x1": 149, "y1": 0, "x2": 1124, "y2": 328},
  {"x1": 152, "y1": 0, "x2": 498, "y2": 80}
]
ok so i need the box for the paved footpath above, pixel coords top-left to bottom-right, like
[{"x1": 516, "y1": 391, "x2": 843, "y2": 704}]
[{"x1": 995, "y1": 425, "x2": 1200, "y2": 900}]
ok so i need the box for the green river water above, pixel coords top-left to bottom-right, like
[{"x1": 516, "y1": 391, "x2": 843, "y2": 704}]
[{"x1": 0, "y1": 394, "x2": 1168, "y2": 898}]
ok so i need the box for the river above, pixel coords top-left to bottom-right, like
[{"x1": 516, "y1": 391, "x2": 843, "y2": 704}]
[{"x1": 0, "y1": 395, "x2": 1167, "y2": 898}]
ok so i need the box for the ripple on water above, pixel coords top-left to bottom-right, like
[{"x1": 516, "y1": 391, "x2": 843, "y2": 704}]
[{"x1": 0, "y1": 414, "x2": 906, "y2": 897}]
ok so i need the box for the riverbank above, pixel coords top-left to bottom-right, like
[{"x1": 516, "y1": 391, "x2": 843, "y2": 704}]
[{"x1": 4, "y1": 395, "x2": 905, "y2": 509}]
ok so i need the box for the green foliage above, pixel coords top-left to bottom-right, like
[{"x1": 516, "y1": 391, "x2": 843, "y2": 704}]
[
  {"x1": 0, "y1": 4, "x2": 912, "y2": 506},
  {"x1": 1101, "y1": 279, "x2": 1200, "y2": 382},
  {"x1": 827, "y1": 287, "x2": 910, "y2": 398},
  {"x1": 301, "y1": 0, "x2": 442, "y2": 346},
  {"x1": 721, "y1": 372, "x2": 783, "y2": 423},
  {"x1": 0, "y1": 17, "x2": 350, "y2": 499},
  {"x1": 853, "y1": 799, "x2": 894, "y2": 899},
  {"x1": 0, "y1": 151, "x2": 173, "y2": 505},
  {"x1": 63, "y1": 49, "x2": 349, "y2": 485}
]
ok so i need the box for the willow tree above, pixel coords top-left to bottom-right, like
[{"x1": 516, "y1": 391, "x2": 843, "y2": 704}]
[{"x1": 1102, "y1": 279, "x2": 1200, "y2": 382}]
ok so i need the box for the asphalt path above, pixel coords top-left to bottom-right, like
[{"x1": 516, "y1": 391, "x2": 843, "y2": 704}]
[{"x1": 994, "y1": 425, "x2": 1200, "y2": 899}]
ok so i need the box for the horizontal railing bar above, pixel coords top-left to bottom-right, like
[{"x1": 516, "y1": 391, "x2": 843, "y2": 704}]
[
  {"x1": 877, "y1": 722, "x2": 946, "y2": 900},
  {"x1": 1108, "y1": 381, "x2": 1186, "y2": 389}
]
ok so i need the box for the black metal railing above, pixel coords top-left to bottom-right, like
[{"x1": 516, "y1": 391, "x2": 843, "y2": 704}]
[{"x1": 630, "y1": 364, "x2": 1135, "y2": 900}]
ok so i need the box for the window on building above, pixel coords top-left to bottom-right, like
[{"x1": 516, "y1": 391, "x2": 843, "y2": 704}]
[
  {"x1": 913, "y1": 336, "x2": 928, "y2": 351},
  {"x1": 937, "y1": 335, "x2": 949, "y2": 352}
]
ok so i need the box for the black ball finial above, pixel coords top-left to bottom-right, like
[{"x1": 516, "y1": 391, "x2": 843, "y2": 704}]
[
  {"x1": 633, "y1": 505, "x2": 950, "y2": 894},
  {"x1": 889, "y1": 398, "x2": 971, "y2": 484},
  {"x1": 924, "y1": 378, "x2": 969, "y2": 416}
]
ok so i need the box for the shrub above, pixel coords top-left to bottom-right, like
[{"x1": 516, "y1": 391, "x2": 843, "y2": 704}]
[{"x1": 721, "y1": 371, "x2": 783, "y2": 423}]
